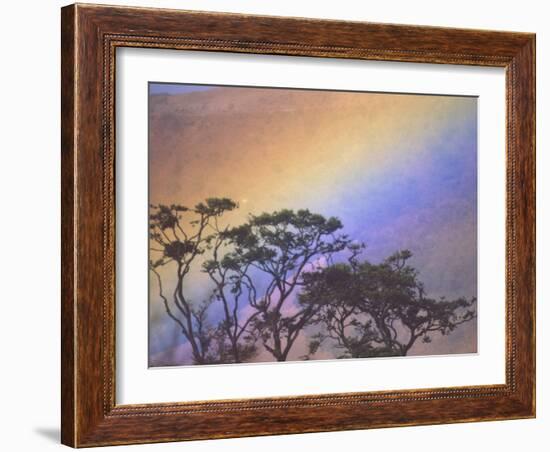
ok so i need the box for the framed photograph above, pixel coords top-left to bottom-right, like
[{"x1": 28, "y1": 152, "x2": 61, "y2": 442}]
[{"x1": 61, "y1": 3, "x2": 535, "y2": 447}]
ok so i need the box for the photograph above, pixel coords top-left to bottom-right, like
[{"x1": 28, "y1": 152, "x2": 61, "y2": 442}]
[{"x1": 148, "y1": 83, "x2": 478, "y2": 367}]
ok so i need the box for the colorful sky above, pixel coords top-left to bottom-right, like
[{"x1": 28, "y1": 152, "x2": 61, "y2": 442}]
[{"x1": 148, "y1": 83, "x2": 478, "y2": 366}]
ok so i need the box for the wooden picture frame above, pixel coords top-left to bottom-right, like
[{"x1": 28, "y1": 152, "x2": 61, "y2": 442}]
[{"x1": 61, "y1": 3, "x2": 535, "y2": 447}]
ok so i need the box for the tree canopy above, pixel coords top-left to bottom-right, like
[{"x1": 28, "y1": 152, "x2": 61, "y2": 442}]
[
  {"x1": 299, "y1": 249, "x2": 476, "y2": 358},
  {"x1": 150, "y1": 198, "x2": 476, "y2": 365}
]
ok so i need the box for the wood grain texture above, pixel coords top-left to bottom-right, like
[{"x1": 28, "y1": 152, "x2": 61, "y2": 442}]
[
  {"x1": 61, "y1": 3, "x2": 536, "y2": 447},
  {"x1": 60, "y1": 5, "x2": 76, "y2": 446}
]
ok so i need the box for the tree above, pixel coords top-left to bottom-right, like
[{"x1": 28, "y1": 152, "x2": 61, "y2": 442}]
[
  {"x1": 220, "y1": 209, "x2": 351, "y2": 361},
  {"x1": 300, "y1": 249, "x2": 476, "y2": 359},
  {"x1": 149, "y1": 198, "x2": 238, "y2": 364},
  {"x1": 150, "y1": 198, "x2": 477, "y2": 366},
  {"x1": 201, "y1": 222, "x2": 259, "y2": 364}
]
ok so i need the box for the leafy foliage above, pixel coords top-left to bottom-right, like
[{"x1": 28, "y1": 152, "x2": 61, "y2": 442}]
[
  {"x1": 150, "y1": 198, "x2": 476, "y2": 365},
  {"x1": 149, "y1": 198, "x2": 238, "y2": 364},
  {"x1": 299, "y1": 250, "x2": 476, "y2": 358},
  {"x1": 216, "y1": 209, "x2": 351, "y2": 361}
]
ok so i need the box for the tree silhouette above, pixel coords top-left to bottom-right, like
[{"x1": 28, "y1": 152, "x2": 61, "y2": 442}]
[
  {"x1": 149, "y1": 198, "x2": 238, "y2": 364},
  {"x1": 150, "y1": 199, "x2": 477, "y2": 365},
  {"x1": 219, "y1": 209, "x2": 351, "y2": 361},
  {"x1": 202, "y1": 221, "x2": 260, "y2": 364},
  {"x1": 300, "y1": 249, "x2": 476, "y2": 359}
]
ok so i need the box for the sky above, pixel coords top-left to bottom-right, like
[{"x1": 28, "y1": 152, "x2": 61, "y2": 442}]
[
  {"x1": 148, "y1": 83, "x2": 478, "y2": 366},
  {"x1": 148, "y1": 83, "x2": 213, "y2": 95}
]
